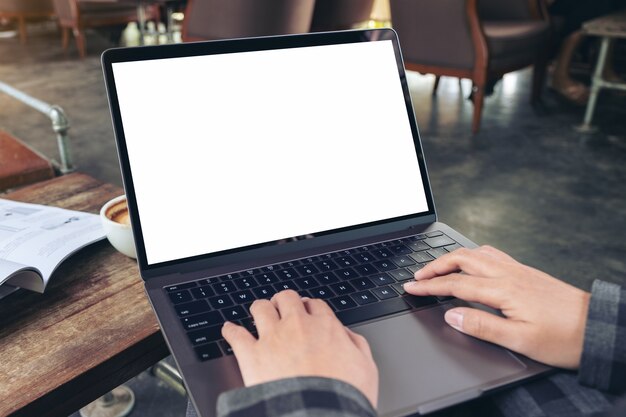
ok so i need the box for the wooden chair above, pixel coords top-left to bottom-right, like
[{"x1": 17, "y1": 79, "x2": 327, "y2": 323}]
[
  {"x1": 52, "y1": 0, "x2": 159, "y2": 58},
  {"x1": 310, "y1": 0, "x2": 375, "y2": 32},
  {"x1": 390, "y1": 0, "x2": 551, "y2": 134},
  {"x1": 0, "y1": 0, "x2": 55, "y2": 44},
  {"x1": 0, "y1": 130, "x2": 55, "y2": 192},
  {"x1": 182, "y1": 0, "x2": 315, "y2": 42}
]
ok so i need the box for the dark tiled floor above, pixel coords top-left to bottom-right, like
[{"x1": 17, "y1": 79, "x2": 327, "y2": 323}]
[{"x1": 2, "y1": 24, "x2": 626, "y2": 417}]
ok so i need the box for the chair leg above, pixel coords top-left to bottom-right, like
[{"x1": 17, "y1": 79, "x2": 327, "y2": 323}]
[
  {"x1": 432, "y1": 76, "x2": 441, "y2": 96},
  {"x1": 471, "y1": 82, "x2": 485, "y2": 134},
  {"x1": 73, "y1": 28, "x2": 86, "y2": 58},
  {"x1": 18, "y1": 17, "x2": 27, "y2": 44},
  {"x1": 62, "y1": 28, "x2": 70, "y2": 50}
]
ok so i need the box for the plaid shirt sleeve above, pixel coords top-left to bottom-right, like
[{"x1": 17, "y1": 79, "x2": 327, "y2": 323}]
[
  {"x1": 489, "y1": 280, "x2": 625, "y2": 417},
  {"x1": 579, "y1": 280, "x2": 626, "y2": 394},
  {"x1": 216, "y1": 377, "x2": 376, "y2": 417}
]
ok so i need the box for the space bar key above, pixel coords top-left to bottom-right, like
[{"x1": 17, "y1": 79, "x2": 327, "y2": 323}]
[{"x1": 336, "y1": 298, "x2": 411, "y2": 326}]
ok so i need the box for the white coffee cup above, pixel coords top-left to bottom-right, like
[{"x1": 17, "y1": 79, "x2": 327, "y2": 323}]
[{"x1": 100, "y1": 195, "x2": 136, "y2": 258}]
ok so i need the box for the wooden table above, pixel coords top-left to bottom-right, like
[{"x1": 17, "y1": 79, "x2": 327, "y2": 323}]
[{"x1": 0, "y1": 173, "x2": 169, "y2": 417}]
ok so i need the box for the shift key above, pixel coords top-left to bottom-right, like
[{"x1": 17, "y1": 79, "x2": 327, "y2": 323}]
[{"x1": 175, "y1": 300, "x2": 209, "y2": 317}]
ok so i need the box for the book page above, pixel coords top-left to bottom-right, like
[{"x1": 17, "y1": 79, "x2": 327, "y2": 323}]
[
  {"x1": 0, "y1": 199, "x2": 105, "y2": 291},
  {"x1": 0, "y1": 259, "x2": 42, "y2": 292}
]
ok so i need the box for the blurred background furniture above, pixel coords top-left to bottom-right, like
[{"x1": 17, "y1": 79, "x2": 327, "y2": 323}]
[
  {"x1": 389, "y1": 0, "x2": 550, "y2": 133},
  {"x1": 52, "y1": 0, "x2": 159, "y2": 57},
  {"x1": 0, "y1": 0, "x2": 55, "y2": 43},
  {"x1": 310, "y1": 0, "x2": 375, "y2": 32},
  {"x1": 0, "y1": 130, "x2": 54, "y2": 192},
  {"x1": 579, "y1": 11, "x2": 626, "y2": 131},
  {"x1": 182, "y1": 0, "x2": 315, "y2": 41}
]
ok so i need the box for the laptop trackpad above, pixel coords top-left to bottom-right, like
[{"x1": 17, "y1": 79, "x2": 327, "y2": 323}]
[{"x1": 352, "y1": 304, "x2": 526, "y2": 416}]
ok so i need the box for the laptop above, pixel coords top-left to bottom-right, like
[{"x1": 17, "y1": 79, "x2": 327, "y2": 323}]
[{"x1": 101, "y1": 29, "x2": 549, "y2": 417}]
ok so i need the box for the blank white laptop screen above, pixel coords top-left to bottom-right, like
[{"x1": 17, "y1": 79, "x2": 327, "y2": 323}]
[{"x1": 112, "y1": 40, "x2": 429, "y2": 265}]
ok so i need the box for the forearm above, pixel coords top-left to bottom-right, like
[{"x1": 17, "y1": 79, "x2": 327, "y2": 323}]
[{"x1": 216, "y1": 377, "x2": 377, "y2": 417}]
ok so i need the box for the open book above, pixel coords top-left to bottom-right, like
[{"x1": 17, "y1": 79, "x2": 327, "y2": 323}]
[{"x1": 0, "y1": 198, "x2": 105, "y2": 296}]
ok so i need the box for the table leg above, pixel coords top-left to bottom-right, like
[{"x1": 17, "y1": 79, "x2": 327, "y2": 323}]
[
  {"x1": 578, "y1": 36, "x2": 610, "y2": 132},
  {"x1": 79, "y1": 385, "x2": 135, "y2": 417}
]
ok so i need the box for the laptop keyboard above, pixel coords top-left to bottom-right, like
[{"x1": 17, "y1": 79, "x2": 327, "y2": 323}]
[{"x1": 164, "y1": 231, "x2": 462, "y2": 362}]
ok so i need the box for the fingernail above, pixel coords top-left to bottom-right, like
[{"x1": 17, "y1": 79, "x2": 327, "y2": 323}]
[
  {"x1": 301, "y1": 296, "x2": 310, "y2": 301},
  {"x1": 403, "y1": 281, "x2": 418, "y2": 289},
  {"x1": 444, "y1": 310, "x2": 464, "y2": 331},
  {"x1": 223, "y1": 321, "x2": 234, "y2": 328}
]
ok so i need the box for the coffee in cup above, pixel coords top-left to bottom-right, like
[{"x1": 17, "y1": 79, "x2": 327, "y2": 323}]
[{"x1": 100, "y1": 195, "x2": 136, "y2": 258}]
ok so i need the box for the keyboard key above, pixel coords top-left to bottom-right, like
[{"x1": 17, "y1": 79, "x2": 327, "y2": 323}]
[
  {"x1": 372, "y1": 260, "x2": 396, "y2": 271},
  {"x1": 175, "y1": 300, "x2": 210, "y2": 317},
  {"x1": 283, "y1": 260, "x2": 301, "y2": 268},
  {"x1": 336, "y1": 297, "x2": 411, "y2": 325},
  {"x1": 350, "y1": 277, "x2": 375, "y2": 290},
  {"x1": 309, "y1": 286, "x2": 335, "y2": 300},
  {"x1": 195, "y1": 343, "x2": 222, "y2": 361},
  {"x1": 262, "y1": 265, "x2": 279, "y2": 272},
  {"x1": 220, "y1": 273, "x2": 240, "y2": 280},
  {"x1": 407, "y1": 264, "x2": 424, "y2": 274},
  {"x1": 371, "y1": 286, "x2": 398, "y2": 300},
  {"x1": 256, "y1": 272, "x2": 279, "y2": 285},
  {"x1": 354, "y1": 263, "x2": 379, "y2": 276},
  {"x1": 277, "y1": 268, "x2": 299, "y2": 280},
  {"x1": 391, "y1": 282, "x2": 408, "y2": 295},
  {"x1": 329, "y1": 296, "x2": 357, "y2": 310},
  {"x1": 407, "y1": 240, "x2": 430, "y2": 252},
  {"x1": 330, "y1": 282, "x2": 355, "y2": 295},
  {"x1": 436, "y1": 295, "x2": 455, "y2": 302},
  {"x1": 165, "y1": 282, "x2": 197, "y2": 292},
  {"x1": 389, "y1": 244, "x2": 412, "y2": 255},
  {"x1": 208, "y1": 295, "x2": 234, "y2": 309},
  {"x1": 295, "y1": 264, "x2": 318, "y2": 276},
  {"x1": 370, "y1": 273, "x2": 394, "y2": 285},
  {"x1": 180, "y1": 311, "x2": 224, "y2": 331},
  {"x1": 444, "y1": 243, "x2": 463, "y2": 252},
  {"x1": 188, "y1": 325, "x2": 223, "y2": 345},
  {"x1": 232, "y1": 290, "x2": 254, "y2": 304},
  {"x1": 212, "y1": 281, "x2": 237, "y2": 294},
  {"x1": 199, "y1": 277, "x2": 219, "y2": 285},
  {"x1": 404, "y1": 294, "x2": 438, "y2": 309},
  {"x1": 424, "y1": 235, "x2": 456, "y2": 248},
  {"x1": 336, "y1": 256, "x2": 357, "y2": 267},
  {"x1": 315, "y1": 259, "x2": 337, "y2": 271},
  {"x1": 315, "y1": 272, "x2": 339, "y2": 285},
  {"x1": 301, "y1": 257, "x2": 317, "y2": 264},
  {"x1": 427, "y1": 248, "x2": 448, "y2": 259},
  {"x1": 351, "y1": 290, "x2": 377, "y2": 305},
  {"x1": 234, "y1": 277, "x2": 258, "y2": 290},
  {"x1": 240, "y1": 317, "x2": 257, "y2": 332},
  {"x1": 169, "y1": 290, "x2": 192, "y2": 304},
  {"x1": 336, "y1": 268, "x2": 358, "y2": 280},
  {"x1": 295, "y1": 276, "x2": 319, "y2": 289},
  {"x1": 390, "y1": 256, "x2": 416, "y2": 268},
  {"x1": 354, "y1": 252, "x2": 376, "y2": 263},
  {"x1": 219, "y1": 340, "x2": 234, "y2": 355},
  {"x1": 426, "y1": 231, "x2": 443, "y2": 238},
  {"x1": 273, "y1": 281, "x2": 299, "y2": 292},
  {"x1": 222, "y1": 305, "x2": 247, "y2": 321},
  {"x1": 191, "y1": 285, "x2": 215, "y2": 299},
  {"x1": 241, "y1": 269, "x2": 259, "y2": 277},
  {"x1": 373, "y1": 249, "x2": 393, "y2": 259},
  {"x1": 389, "y1": 268, "x2": 414, "y2": 282},
  {"x1": 253, "y1": 285, "x2": 277, "y2": 299},
  {"x1": 410, "y1": 251, "x2": 435, "y2": 263}
]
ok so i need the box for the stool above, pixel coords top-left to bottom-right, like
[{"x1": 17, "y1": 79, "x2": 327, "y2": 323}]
[
  {"x1": 0, "y1": 130, "x2": 55, "y2": 191},
  {"x1": 578, "y1": 11, "x2": 626, "y2": 132}
]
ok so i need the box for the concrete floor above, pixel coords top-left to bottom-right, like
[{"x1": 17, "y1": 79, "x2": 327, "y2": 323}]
[{"x1": 1, "y1": 24, "x2": 626, "y2": 417}]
